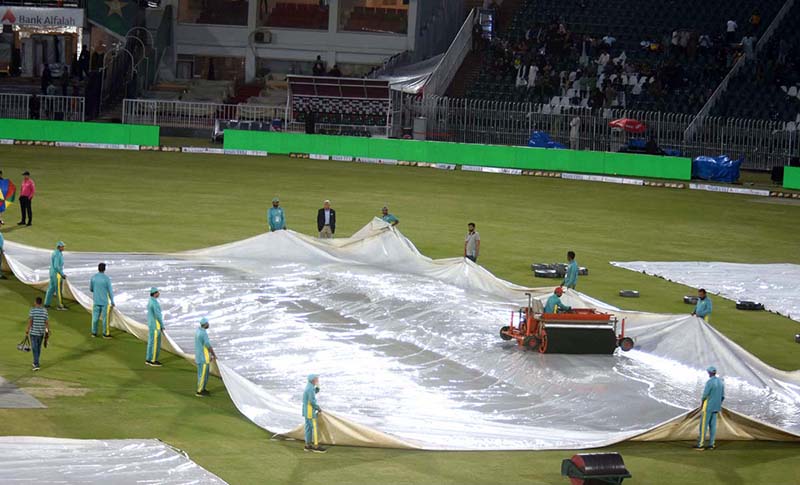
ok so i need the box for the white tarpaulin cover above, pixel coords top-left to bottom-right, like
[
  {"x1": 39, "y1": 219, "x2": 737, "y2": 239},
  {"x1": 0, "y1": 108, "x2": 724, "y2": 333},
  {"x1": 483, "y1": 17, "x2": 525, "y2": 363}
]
[
  {"x1": 2, "y1": 220, "x2": 799, "y2": 450},
  {"x1": 610, "y1": 261, "x2": 800, "y2": 323},
  {"x1": 0, "y1": 437, "x2": 226, "y2": 484}
]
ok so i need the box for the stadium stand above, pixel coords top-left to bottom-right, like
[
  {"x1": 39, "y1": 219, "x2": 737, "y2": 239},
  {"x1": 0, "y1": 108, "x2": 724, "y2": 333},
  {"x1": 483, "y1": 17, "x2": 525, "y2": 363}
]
[
  {"x1": 287, "y1": 75, "x2": 392, "y2": 136},
  {"x1": 463, "y1": 0, "x2": 781, "y2": 115},
  {"x1": 266, "y1": 2, "x2": 329, "y2": 30},
  {"x1": 343, "y1": 6, "x2": 408, "y2": 34},
  {"x1": 711, "y1": 1, "x2": 800, "y2": 122}
]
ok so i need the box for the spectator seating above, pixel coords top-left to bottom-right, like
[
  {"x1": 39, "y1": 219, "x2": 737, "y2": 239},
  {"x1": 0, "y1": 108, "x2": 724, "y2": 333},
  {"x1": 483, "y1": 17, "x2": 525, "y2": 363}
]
[
  {"x1": 288, "y1": 75, "x2": 391, "y2": 131},
  {"x1": 344, "y1": 7, "x2": 408, "y2": 33},
  {"x1": 267, "y1": 3, "x2": 329, "y2": 30},
  {"x1": 196, "y1": 0, "x2": 248, "y2": 25},
  {"x1": 464, "y1": 0, "x2": 781, "y2": 115},
  {"x1": 712, "y1": 1, "x2": 800, "y2": 122}
]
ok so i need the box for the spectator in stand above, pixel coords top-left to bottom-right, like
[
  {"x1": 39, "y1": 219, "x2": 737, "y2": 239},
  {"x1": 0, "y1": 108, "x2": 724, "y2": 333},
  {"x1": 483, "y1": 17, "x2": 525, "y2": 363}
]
[
  {"x1": 569, "y1": 116, "x2": 581, "y2": 150},
  {"x1": 78, "y1": 48, "x2": 89, "y2": 80},
  {"x1": 742, "y1": 34, "x2": 756, "y2": 62},
  {"x1": 305, "y1": 108, "x2": 316, "y2": 134},
  {"x1": 472, "y1": 20, "x2": 484, "y2": 51},
  {"x1": 18, "y1": 171, "x2": 34, "y2": 226},
  {"x1": 40, "y1": 64, "x2": 51, "y2": 94},
  {"x1": 327, "y1": 65, "x2": 342, "y2": 77},
  {"x1": 312, "y1": 55, "x2": 326, "y2": 76},
  {"x1": 749, "y1": 9, "x2": 761, "y2": 30},
  {"x1": 726, "y1": 19, "x2": 738, "y2": 44}
]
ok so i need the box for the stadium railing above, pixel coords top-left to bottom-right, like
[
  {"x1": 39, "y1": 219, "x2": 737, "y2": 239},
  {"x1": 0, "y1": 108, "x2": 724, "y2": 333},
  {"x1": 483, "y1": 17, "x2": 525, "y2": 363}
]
[
  {"x1": 0, "y1": 93, "x2": 30, "y2": 120},
  {"x1": 409, "y1": 95, "x2": 800, "y2": 170},
  {"x1": 423, "y1": 8, "x2": 475, "y2": 97},
  {"x1": 122, "y1": 99, "x2": 285, "y2": 131},
  {"x1": 39, "y1": 95, "x2": 86, "y2": 122}
]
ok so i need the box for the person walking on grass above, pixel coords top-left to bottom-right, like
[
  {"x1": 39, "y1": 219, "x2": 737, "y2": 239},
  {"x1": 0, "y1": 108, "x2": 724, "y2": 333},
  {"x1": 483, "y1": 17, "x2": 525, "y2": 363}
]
[
  {"x1": 44, "y1": 241, "x2": 67, "y2": 310},
  {"x1": 18, "y1": 171, "x2": 35, "y2": 226},
  {"x1": 89, "y1": 263, "x2": 115, "y2": 339},
  {"x1": 562, "y1": 251, "x2": 578, "y2": 290},
  {"x1": 695, "y1": 366, "x2": 725, "y2": 451},
  {"x1": 317, "y1": 200, "x2": 336, "y2": 239},
  {"x1": 268, "y1": 198, "x2": 286, "y2": 232},
  {"x1": 692, "y1": 288, "x2": 712, "y2": 322},
  {"x1": 302, "y1": 374, "x2": 327, "y2": 453},
  {"x1": 195, "y1": 317, "x2": 217, "y2": 397},
  {"x1": 464, "y1": 223, "x2": 480, "y2": 262},
  {"x1": 26, "y1": 297, "x2": 49, "y2": 371},
  {"x1": 146, "y1": 287, "x2": 165, "y2": 367}
]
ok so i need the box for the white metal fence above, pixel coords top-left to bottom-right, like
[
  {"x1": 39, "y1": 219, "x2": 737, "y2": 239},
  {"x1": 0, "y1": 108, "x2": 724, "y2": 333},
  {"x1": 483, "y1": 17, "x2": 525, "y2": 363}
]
[
  {"x1": 410, "y1": 95, "x2": 799, "y2": 169},
  {"x1": 0, "y1": 93, "x2": 86, "y2": 121},
  {"x1": 122, "y1": 99, "x2": 286, "y2": 130},
  {"x1": 39, "y1": 95, "x2": 86, "y2": 121},
  {"x1": 0, "y1": 93, "x2": 31, "y2": 119}
]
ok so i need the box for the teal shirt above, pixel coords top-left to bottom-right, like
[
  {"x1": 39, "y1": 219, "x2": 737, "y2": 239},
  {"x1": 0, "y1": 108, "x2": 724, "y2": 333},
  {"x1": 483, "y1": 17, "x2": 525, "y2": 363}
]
[
  {"x1": 195, "y1": 327, "x2": 212, "y2": 364},
  {"x1": 89, "y1": 272, "x2": 114, "y2": 306},
  {"x1": 702, "y1": 375, "x2": 725, "y2": 413},
  {"x1": 382, "y1": 214, "x2": 399, "y2": 225},
  {"x1": 0, "y1": 232, "x2": 4, "y2": 251},
  {"x1": 544, "y1": 294, "x2": 571, "y2": 313},
  {"x1": 562, "y1": 260, "x2": 578, "y2": 289},
  {"x1": 268, "y1": 207, "x2": 286, "y2": 231},
  {"x1": 302, "y1": 381, "x2": 320, "y2": 419},
  {"x1": 49, "y1": 249, "x2": 65, "y2": 278},
  {"x1": 147, "y1": 297, "x2": 163, "y2": 330},
  {"x1": 694, "y1": 297, "x2": 712, "y2": 318}
]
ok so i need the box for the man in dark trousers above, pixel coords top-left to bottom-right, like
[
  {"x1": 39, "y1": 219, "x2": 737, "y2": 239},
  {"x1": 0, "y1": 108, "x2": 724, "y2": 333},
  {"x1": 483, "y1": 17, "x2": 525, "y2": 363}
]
[
  {"x1": 312, "y1": 55, "x2": 326, "y2": 76},
  {"x1": 317, "y1": 200, "x2": 336, "y2": 239},
  {"x1": 305, "y1": 108, "x2": 317, "y2": 134},
  {"x1": 18, "y1": 171, "x2": 35, "y2": 226}
]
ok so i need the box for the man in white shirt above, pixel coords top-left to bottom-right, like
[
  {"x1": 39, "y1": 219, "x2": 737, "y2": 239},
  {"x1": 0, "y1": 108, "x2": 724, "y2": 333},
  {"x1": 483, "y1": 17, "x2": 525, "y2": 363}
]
[
  {"x1": 726, "y1": 20, "x2": 738, "y2": 43},
  {"x1": 464, "y1": 223, "x2": 481, "y2": 263}
]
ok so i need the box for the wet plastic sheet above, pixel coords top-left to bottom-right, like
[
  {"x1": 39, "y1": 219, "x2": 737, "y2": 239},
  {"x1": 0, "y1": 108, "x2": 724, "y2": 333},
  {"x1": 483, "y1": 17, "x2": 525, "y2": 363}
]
[
  {"x1": 0, "y1": 437, "x2": 227, "y2": 484},
  {"x1": 3, "y1": 221, "x2": 799, "y2": 450},
  {"x1": 611, "y1": 261, "x2": 800, "y2": 323}
]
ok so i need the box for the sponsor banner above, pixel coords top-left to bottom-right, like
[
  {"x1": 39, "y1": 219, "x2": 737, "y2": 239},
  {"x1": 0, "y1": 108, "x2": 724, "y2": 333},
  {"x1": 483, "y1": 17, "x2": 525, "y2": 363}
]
[
  {"x1": 223, "y1": 149, "x2": 268, "y2": 157},
  {"x1": 1, "y1": 6, "x2": 84, "y2": 28},
  {"x1": 331, "y1": 155, "x2": 354, "y2": 162},
  {"x1": 561, "y1": 172, "x2": 644, "y2": 186},
  {"x1": 181, "y1": 147, "x2": 225, "y2": 154},
  {"x1": 54, "y1": 141, "x2": 139, "y2": 151},
  {"x1": 0, "y1": 139, "x2": 14, "y2": 145},
  {"x1": 462, "y1": 165, "x2": 522, "y2": 175},
  {"x1": 309, "y1": 154, "x2": 331, "y2": 160},
  {"x1": 355, "y1": 157, "x2": 398, "y2": 165},
  {"x1": 689, "y1": 183, "x2": 770, "y2": 197}
]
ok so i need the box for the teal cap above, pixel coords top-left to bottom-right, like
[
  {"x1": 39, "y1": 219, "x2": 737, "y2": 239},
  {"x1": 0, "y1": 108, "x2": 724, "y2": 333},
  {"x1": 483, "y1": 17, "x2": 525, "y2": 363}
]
[
  {"x1": 707, "y1": 366, "x2": 717, "y2": 373},
  {"x1": 272, "y1": 197, "x2": 280, "y2": 203},
  {"x1": 149, "y1": 287, "x2": 159, "y2": 295},
  {"x1": 56, "y1": 241, "x2": 65, "y2": 247},
  {"x1": 200, "y1": 317, "x2": 209, "y2": 326},
  {"x1": 307, "y1": 374, "x2": 319, "y2": 382}
]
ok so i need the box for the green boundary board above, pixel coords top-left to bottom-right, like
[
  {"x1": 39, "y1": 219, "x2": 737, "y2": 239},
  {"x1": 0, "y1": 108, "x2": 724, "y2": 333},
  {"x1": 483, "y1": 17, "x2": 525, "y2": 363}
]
[
  {"x1": 0, "y1": 119, "x2": 160, "y2": 146},
  {"x1": 224, "y1": 131, "x2": 691, "y2": 180},
  {"x1": 784, "y1": 166, "x2": 800, "y2": 190}
]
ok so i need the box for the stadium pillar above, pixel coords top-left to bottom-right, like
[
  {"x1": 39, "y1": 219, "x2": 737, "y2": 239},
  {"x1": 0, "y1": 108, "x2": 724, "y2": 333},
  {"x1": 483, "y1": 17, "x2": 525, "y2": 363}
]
[
  {"x1": 407, "y1": 0, "x2": 418, "y2": 51},
  {"x1": 326, "y1": 0, "x2": 339, "y2": 67},
  {"x1": 245, "y1": 0, "x2": 258, "y2": 82}
]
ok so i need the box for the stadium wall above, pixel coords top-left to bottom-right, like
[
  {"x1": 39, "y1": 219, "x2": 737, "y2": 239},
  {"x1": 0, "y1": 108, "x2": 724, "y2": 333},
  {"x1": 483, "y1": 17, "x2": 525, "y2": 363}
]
[
  {"x1": 0, "y1": 119, "x2": 160, "y2": 147},
  {"x1": 784, "y1": 167, "x2": 800, "y2": 190},
  {"x1": 224, "y1": 131, "x2": 692, "y2": 180}
]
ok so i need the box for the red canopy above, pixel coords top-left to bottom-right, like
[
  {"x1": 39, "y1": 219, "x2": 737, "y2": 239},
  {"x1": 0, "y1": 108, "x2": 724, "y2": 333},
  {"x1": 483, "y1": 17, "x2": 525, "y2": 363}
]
[{"x1": 609, "y1": 118, "x2": 646, "y2": 133}]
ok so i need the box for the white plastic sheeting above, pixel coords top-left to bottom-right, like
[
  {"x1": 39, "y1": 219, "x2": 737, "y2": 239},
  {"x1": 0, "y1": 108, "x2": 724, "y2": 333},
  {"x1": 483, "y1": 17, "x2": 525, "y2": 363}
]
[
  {"x1": 611, "y1": 261, "x2": 800, "y2": 323},
  {"x1": 3, "y1": 220, "x2": 799, "y2": 450},
  {"x1": 0, "y1": 437, "x2": 226, "y2": 484}
]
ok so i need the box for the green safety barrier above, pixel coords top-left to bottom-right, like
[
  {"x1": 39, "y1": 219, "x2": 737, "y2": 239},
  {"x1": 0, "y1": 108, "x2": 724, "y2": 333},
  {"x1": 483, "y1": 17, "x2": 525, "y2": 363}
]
[
  {"x1": 0, "y1": 119, "x2": 159, "y2": 146},
  {"x1": 784, "y1": 166, "x2": 800, "y2": 190},
  {"x1": 224, "y1": 131, "x2": 691, "y2": 180}
]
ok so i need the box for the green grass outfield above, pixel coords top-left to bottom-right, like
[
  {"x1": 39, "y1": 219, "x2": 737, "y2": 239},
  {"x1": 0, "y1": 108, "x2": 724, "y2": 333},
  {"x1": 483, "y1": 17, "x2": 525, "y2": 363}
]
[{"x1": 0, "y1": 145, "x2": 798, "y2": 484}]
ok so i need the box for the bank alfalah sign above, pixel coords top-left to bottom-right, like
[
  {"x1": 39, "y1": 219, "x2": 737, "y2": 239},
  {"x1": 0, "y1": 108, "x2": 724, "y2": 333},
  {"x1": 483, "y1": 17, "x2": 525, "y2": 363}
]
[{"x1": 1, "y1": 7, "x2": 85, "y2": 28}]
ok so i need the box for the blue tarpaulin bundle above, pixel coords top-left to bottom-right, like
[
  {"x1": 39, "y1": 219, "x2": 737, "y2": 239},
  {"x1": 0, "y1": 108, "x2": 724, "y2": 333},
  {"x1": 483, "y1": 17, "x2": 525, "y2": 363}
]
[
  {"x1": 692, "y1": 155, "x2": 742, "y2": 183},
  {"x1": 528, "y1": 131, "x2": 566, "y2": 149}
]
